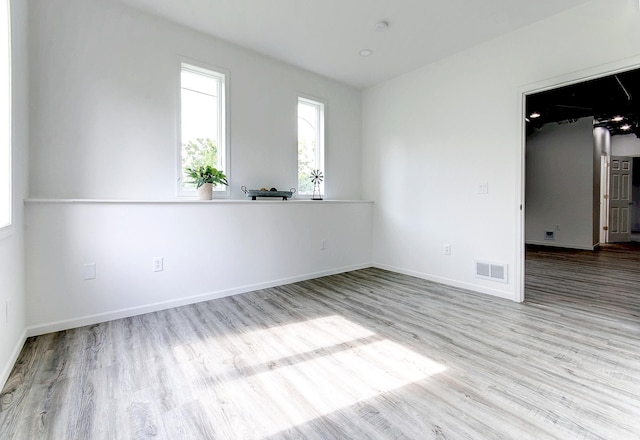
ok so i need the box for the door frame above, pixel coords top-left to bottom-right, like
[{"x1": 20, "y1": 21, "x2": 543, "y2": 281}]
[
  {"x1": 600, "y1": 155, "x2": 610, "y2": 244},
  {"x1": 516, "y1": 56, "x2": 640, "y2": 303}
]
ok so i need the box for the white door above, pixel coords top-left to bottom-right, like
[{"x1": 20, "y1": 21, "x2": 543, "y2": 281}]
[{"x1": 608, "y1": 156, "x2": 633, "y2": 242}]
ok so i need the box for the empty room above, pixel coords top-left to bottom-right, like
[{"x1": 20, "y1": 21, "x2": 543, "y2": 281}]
[{"x1": 1, "y1": 0, "x2": 640, "y2": 438}]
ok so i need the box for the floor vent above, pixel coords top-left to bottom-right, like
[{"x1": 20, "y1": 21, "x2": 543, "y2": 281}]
[{"x1": 475, "y1": 261, "x2": 508, "y2": 283}]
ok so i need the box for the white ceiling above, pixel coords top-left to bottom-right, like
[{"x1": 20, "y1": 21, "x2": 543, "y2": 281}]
[{"x1": 117, "y1": 0, "x2": 592, "y2": 89}]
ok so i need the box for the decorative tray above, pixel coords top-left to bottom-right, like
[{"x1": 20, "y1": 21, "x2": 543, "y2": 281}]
[{"x1": 241, "y1": 186, "x2": 296, "y2": 200}]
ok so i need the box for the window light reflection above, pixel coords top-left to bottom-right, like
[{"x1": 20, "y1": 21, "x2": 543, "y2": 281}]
[{"x1": 178, "y1": 315, "x2": 447, "y2": 438}]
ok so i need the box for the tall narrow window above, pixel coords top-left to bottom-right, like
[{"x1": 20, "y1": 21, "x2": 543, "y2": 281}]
[
  {"x1": 0, "y1": 0, "x2": 11, "y2": 229},
  {"x1": 298, "y1": 97, "x2": 325, "y2": 196},
  {"x1": 179, "y1": 62, "x2": 227, "y2": 193}
]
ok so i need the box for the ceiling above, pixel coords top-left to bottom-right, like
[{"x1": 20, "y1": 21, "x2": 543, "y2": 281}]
[
  {"x1": 116, "y1": 0, "x2": 592, "y2": 89},
  {"x1": 526, "y1": 68, "x2": 640, "y2": 138}
]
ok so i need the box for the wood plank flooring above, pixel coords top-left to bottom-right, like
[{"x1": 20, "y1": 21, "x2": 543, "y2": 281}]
[{"x1": 2, "y1": 245, "x2": 640, "y2": 439}]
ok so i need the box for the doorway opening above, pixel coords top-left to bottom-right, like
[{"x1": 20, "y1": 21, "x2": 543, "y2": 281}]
[{"x1": 520, "y1": 65, "x2": 640, "y2": 302}]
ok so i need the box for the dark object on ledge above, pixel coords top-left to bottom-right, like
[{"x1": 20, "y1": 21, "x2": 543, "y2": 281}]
[
  {"x1": 310, "y1": 169, "x2": 323, "y2": 201},
  {"x1": 241, "y1": 186, "x2": 296, "y2": 200}
]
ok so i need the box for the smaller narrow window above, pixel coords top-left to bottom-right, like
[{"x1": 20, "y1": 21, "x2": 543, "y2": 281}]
[
  {"x1": 179, "y1": 62, "x2": 228, "y2": 194},
  {"x1": 298, "y1": 97, "x2": 325, "y2": 197},
  {"x1": 0, "y1": 0, "x2": 11, "y2": 229}
]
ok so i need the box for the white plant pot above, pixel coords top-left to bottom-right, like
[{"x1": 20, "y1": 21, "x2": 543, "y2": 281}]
[{"x1": 197, "y1": 183, "x2": 213, "y2": 200}]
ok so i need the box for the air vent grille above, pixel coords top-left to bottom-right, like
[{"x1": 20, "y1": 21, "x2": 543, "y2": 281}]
[
  {"x1": 476, "y1": 262, "x2": 490, "y2": 277},
  {"x1": 475, "y1": 260, "x2": 508, "y2": 283}
]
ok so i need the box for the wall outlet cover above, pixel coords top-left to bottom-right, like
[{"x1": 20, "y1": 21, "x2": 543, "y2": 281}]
[
  {"x1": 153, "y1": 257, "x2": 164, "y2": 272},
  {"x1": 83, "y1": 263, "x2": 96, "y2": 280}
]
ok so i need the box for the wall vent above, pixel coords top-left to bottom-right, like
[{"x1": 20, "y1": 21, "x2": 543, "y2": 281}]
[{"x1": 475, "y1": 261, "x2": 508, "y2": 283}]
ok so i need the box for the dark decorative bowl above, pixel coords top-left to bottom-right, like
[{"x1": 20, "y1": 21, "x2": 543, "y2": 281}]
[{"x1": 241, "y1": 186, "x2": 296, "y2": 200}]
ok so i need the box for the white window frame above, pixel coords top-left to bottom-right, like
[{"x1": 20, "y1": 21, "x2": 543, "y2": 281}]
[
  {"x1": 297, "y1": 95, "x2": 326, "y2": 198},
  {"x1": 0, "y1": 0, "x2": 11, "y2": 233},
  {"x1": 177, "y1": 59, "x2": 230, "y2": 197}
]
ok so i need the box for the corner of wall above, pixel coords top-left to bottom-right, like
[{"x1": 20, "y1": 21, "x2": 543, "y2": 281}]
[{"x1": 1, "y1": 0, "x2": 29, "y2": 390}]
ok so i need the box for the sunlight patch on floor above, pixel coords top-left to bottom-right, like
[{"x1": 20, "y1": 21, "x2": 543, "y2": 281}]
[{"x1": 184, "y1": 315, "x2": 447, "y2": 438}]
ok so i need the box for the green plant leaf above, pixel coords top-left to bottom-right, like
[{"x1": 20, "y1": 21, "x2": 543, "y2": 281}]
[{"x1": 184, "y1": 165, "x2": 229, "y2": 188}]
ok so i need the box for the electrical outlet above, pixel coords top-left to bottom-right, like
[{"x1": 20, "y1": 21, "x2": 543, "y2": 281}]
[
  {"x1": 444, "y1": 244, "x2": 451, "y2": 255},
  {"x1": 477, "y1": 182, "x2": 488, "y2": 194},
  {"x1": 83, "y1": 263, "x2": 96, "y2": 280},
  {"x1": 321, "y1": 240, "x2": 327, "y2": 250},
  {"x1": 153, "y1": 257, "x2": 164, "y2": 272}
]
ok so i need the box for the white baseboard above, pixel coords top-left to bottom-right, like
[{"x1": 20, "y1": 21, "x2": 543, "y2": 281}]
[
  {"x1": 24, "y1": 261, "x2": 518, "y2": 337},
  {"x1": 1, "y1": 328, "x2": 28, "y2": 390},
  {"x1": 525, "y1": 240, "x2": 597, "y2": 250},
  {"x1": 373, "y1": 263, "x2": 515, "y2": 301},
  {"x1": 26, "y1": 263, "x2": 372, "y2": 337}
]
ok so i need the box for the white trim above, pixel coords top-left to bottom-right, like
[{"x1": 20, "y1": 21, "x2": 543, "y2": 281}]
[
  {"x1": 26, "y1": 263, "x2": 371, "y2": 336},
  {"x1": 515, "y1": 89, "x2": 527, "y2": 303},
  {"x1": 1, "y1": 327, "x2": 27, "y2": 390},
  {"x1": 373, "y1": 263, "x2": 514, "y2": 301},
  {"x1": 525, "y1": 240, "x2": 598, "y2": 251},
  {"x1": 600, "y1": 155, "x2": 611, "y2": 244},
  {"x1": 0, "y1": 0, "x2": 11, "y2": 230},
  {"x1": 297, "y1": 94, "x2": 326, "y2": 198},
  {"x1": 176, "y1": 57, "x2": 231, "y2": 198},
  {"x1": 516, "y1": 55, "x2": 640, "y2": 303}
]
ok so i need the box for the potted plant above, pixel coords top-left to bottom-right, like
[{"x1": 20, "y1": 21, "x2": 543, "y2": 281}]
[{"x1": 185, "y1": 165, "x2": 229, "y2": 200}]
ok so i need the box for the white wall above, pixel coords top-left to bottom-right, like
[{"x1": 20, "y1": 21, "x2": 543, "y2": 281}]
[
  {"x1": 363, "y1": 0, "x2": 640, "y2": 300},
  {"x1": 20, "y1": 0, "x2": 640, "y2": 338},
  {"x1": 612, "y1": 134, "x2": 640, "y2": 156},
  {"x1": 525, "y1": 118, "x2": 598, "y2": 249},
  {"x1": 28, "y1": 0, "x2": 362, "y2": 200},
  {"x1": 25, "y1": 200, "x2": 372, "y2": 333},
  {"x1": 1, "y1": 0, "x2": 28, "y2": 388},
  {"x1": 23, "y1": 0, "x2": 371, "y2": 334}
]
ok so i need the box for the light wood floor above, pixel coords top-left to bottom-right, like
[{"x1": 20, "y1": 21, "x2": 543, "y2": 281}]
[{"x1": 2, "y1": 246, "x2": 640, "y2": 439}]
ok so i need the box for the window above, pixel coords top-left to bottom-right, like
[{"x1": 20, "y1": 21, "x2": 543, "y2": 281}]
[
  {"x1": 178, "y1": 62, "x2": 228, "y2": 194},
  {"x1": 298, "y1": 97, "x2": 325, "y2": 197},
  {"x1": 0, "y1": 0, "x2": 10, "y2": 229}
]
